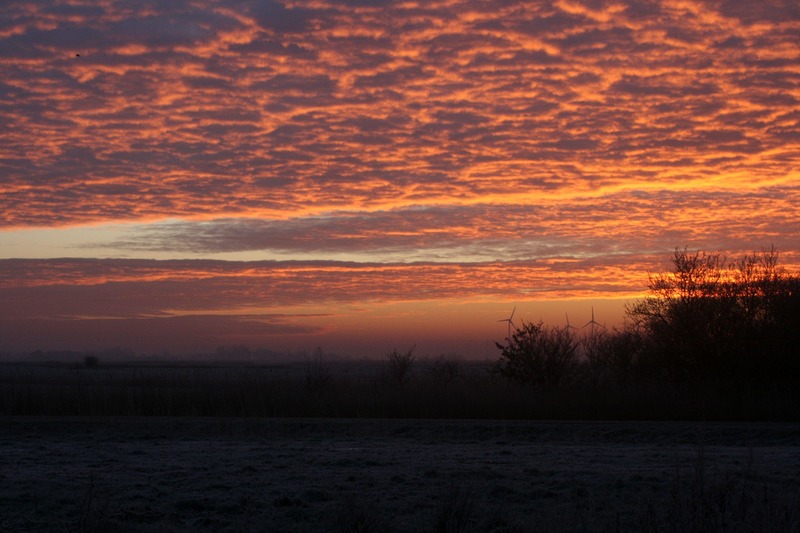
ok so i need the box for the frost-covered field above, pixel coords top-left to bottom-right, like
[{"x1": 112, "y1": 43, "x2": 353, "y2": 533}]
[{"x1": 2, "y1": 418, "x2": 798, "y2": 532}]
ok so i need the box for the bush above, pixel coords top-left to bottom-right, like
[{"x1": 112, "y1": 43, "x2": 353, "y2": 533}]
[
  {"x1": 386, "y1": 345, "x2": 415, "y2": 389},
  {"x1": 304, "y1": 347, "x2": 332, "y2": 393},
  {"x1": 494, "y1": 321, "x2": 579, "y2": 386},
  {"x1": 584, "y1": 327, "x2": 644, "y2": 387},
  {"x1": 428, "y1": 354, "x2": 461, "y2": 385}
]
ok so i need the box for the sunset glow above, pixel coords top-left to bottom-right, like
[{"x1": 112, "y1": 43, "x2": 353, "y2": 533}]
[{"x1": 1, "y1": 0, "x2": 798, "y2": 357}]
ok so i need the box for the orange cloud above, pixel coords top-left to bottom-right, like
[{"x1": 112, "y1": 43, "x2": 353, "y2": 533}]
[
  {"x1": 0, "y1": 257, "x2": 648, "y2": 354},
  {"x1": 1, "y1": 1, "x2": 797, "y2": 355},
  {"x1": 1, "y1": 0, "x2": 796, "y2": 228}
]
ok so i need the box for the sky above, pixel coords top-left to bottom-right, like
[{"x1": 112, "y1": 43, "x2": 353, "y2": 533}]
[{"x1": 1, "y1": 0, "x2": 798, "y2": 359}]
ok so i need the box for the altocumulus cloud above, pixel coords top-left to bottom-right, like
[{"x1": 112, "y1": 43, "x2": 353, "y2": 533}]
[
  {"x1": 101, "y1": 191, "x2": 800, "y2": 266},
  {"x1": 1, "y1": 0, "x2": 798, "y2": 355},
  {"x1": 0, "y1": 0, "x2": 797, "y2": 233}
]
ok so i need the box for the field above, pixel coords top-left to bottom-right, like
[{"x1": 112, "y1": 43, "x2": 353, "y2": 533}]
[
  {"x1": 2, "y1": 417, "x2": 799, "y2": 532},
  {"x1": 1, "y1": 362, "x2": 799, "y2": 531}
]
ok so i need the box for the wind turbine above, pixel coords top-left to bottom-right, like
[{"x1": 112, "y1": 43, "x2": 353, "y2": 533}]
[
  {"x1": 565, "y1": 313, "x2": 579, "y2": 332},
  {"x1": 582, "y1": 306, "x2": 605, "y2": 339},
  {"x1": 498, "y1": 306, "x2": 517, "y2": 339}
]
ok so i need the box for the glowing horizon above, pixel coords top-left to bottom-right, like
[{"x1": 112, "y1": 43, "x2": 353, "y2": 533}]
[{"x1": 1, "y1": 0, "x2": 798, "y2": 357}]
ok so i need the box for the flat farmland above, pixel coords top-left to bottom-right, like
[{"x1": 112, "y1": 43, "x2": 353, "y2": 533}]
[{"x1": 1, "y1": 417, "x2": 799, "y2": 532}]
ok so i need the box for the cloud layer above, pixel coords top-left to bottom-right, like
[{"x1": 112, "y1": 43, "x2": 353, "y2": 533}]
[
  {"x1": 2, "y1": 0, "x2": 797, "y2": 231},
  {"x1": 0, "y1": 256, "x2": 648, "y2": 354},
  {"x1": 1, "y1": 1, "x2": 798, "y2": 355}
]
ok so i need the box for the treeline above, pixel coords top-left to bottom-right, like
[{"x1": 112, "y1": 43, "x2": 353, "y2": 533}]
[{"x1": 496, "y1": 248, "x2": 800, "y2": 392}]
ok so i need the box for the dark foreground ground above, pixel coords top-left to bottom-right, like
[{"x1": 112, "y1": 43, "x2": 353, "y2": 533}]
[{"x1": 1, "y1": 417, "x2": 799, "y2": 532}]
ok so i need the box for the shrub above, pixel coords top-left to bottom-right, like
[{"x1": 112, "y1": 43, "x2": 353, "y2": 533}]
[
  {"x1": 304, "y1": 347, "x2": 332, "y2": 393},
  {"x1": 494, "y1": 321, "x2": 579, "y2": 386},
  {"x1": 386, "y1": 345, "x2": 415, "y2": 389},
  {"x1": 584, "y1": 327, "x2": 644, "y2": 387},
  {"x1": 428, "y1": 354, "x2": 461, "y2": 385}
]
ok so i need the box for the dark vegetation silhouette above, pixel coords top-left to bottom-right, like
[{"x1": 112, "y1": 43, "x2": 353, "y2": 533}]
[
  {"x1": 498, "y1": 247, "x2": 799, "y2": 390},
  {"x1": 626, "y1": 247, "x2": 800, "y2": 388},
  {"x1": 494, "y1": 321, "x2": 579, "y2": 386},
  {"x1": 304, "y1": 347, "x2": 332, "y2": 393},
  {"x1": 1, "y1": 247, "x2": 798, "y2": 420},
  {"x1": 386, "y1": 345, "x2": 416, "y2": 390},
  {"x1": 428, "y1": 353, "x2": 461, "y2": 385}
]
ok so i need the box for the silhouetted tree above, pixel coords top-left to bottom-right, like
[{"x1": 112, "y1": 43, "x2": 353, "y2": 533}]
[
  {"x1": 495, "y1": 321, "x2": 579, "y2": 386},
  {"x1": 304, "y1": 347, "x2": 332, "y2": 393},
  {"x1": 627, "y1": 249, "x2": 731, "y2": 382},
  {"x1": 627, "y1": 247, "x2": 800, "y2": 386},
  {"x1": 739, "y1": 254, "x2": 800, "y2": 383},
  {"x1": 428, "y1": 353, "x2": 461, "y2": 385},
  {"x1": 584, "y1": 327, "x2": 644, "y2": 387},
  {"x1": 387, "y1": 345, "x2": 415, "y2": 389}
]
